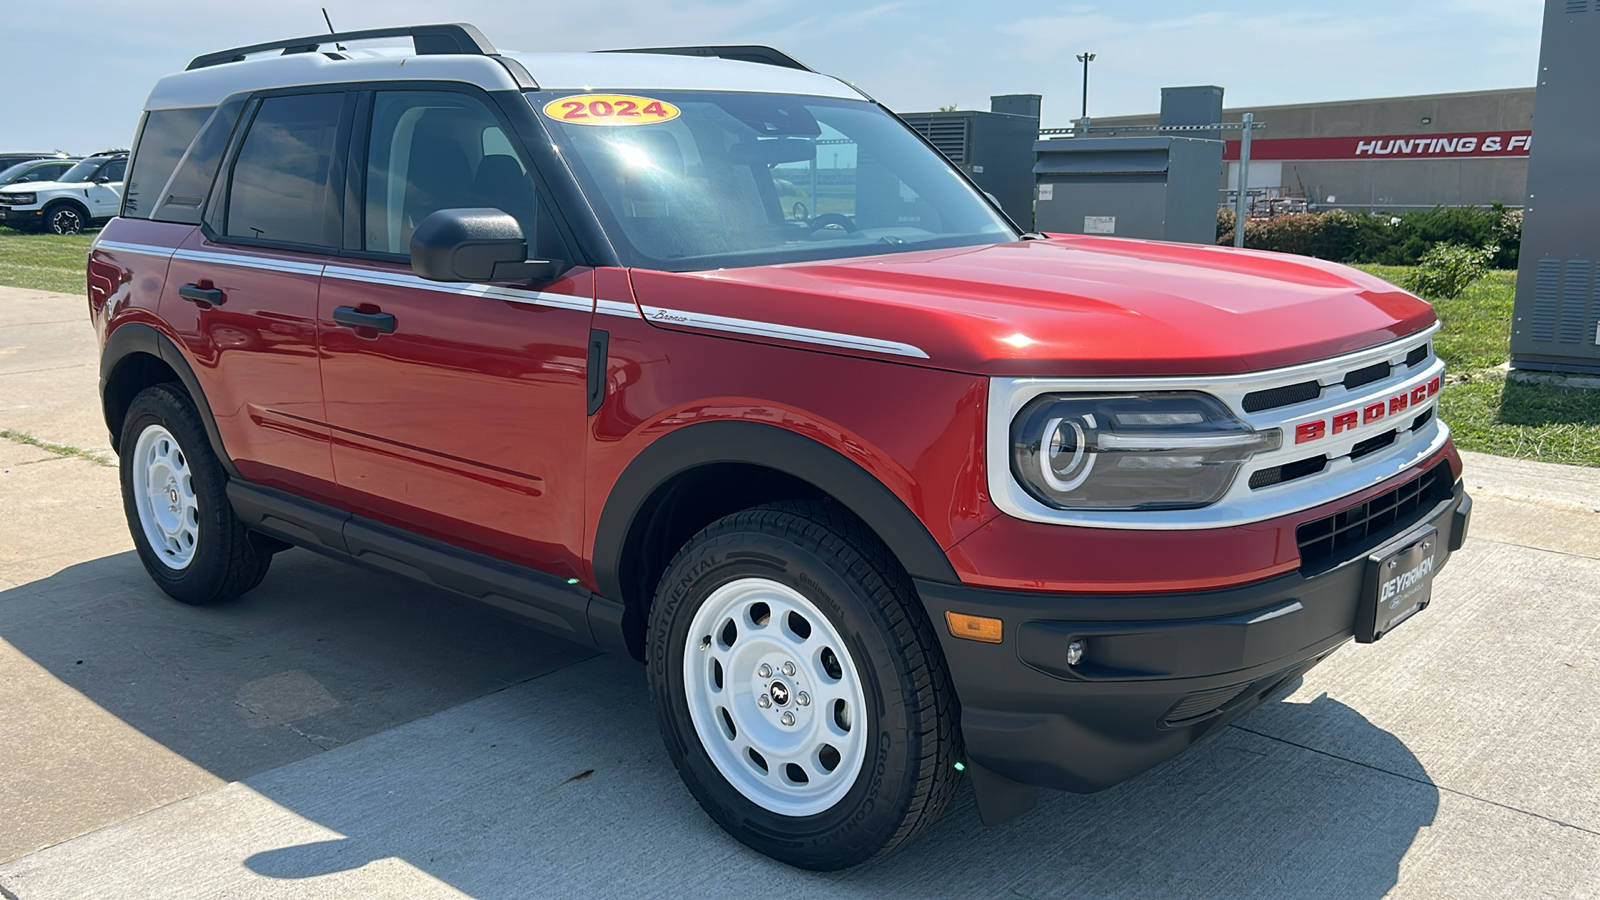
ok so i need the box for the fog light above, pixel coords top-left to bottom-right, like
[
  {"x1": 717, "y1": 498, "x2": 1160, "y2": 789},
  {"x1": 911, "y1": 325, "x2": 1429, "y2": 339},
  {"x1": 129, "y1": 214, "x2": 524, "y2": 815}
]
[{"x1": 1066, "y1": 639, "x2": 1086, "y2": 666}]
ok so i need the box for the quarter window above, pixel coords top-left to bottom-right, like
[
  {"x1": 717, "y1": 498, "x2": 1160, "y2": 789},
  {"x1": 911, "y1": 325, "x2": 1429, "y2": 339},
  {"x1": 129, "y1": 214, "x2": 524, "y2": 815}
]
[
  {"x1": 225, "y1": 93, "x2": 344, "y2": 246},
  {"x1": 122, "y1": 107, "x2": 213, "y2": 218}
]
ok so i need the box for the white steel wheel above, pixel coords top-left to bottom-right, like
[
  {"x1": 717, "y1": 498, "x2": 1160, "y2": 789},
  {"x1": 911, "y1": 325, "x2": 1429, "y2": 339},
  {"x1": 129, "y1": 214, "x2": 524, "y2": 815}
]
[
  {"x1": 130, "y1": 423, "x2": 199, "y2": 569},
  {"x1": 683, "y1": 576, "x2": 869, "y2": 817}
]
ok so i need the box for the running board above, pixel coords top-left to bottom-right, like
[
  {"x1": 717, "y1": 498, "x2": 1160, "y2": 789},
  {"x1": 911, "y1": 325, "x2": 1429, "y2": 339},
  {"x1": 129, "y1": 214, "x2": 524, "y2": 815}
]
[{"x1": 226, "y1": 480, "x2": 628, "y2": 653}]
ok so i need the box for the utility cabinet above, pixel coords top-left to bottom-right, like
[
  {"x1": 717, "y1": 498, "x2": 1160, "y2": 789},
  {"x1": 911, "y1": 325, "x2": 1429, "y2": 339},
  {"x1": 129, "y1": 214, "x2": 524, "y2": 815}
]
[
  {"x1": 902, "y1": 95, "x2": 1040, "y2": 226},
  {"x1": 1510, "y1": 0, "x2": 1600, "y2": 373},
  {"x1": 1032, "y1": 136, "x2": 1223, "y2": 244}
]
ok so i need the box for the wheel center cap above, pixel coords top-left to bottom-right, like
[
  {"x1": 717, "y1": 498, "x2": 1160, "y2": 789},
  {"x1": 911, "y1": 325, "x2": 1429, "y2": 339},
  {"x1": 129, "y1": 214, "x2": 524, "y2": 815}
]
[
  {"x1": 769, "y1": 680, "x2": 790, "y2": 706},
  {"x1": 167, "y1": 486, "x2": 180, "y2": 505}
]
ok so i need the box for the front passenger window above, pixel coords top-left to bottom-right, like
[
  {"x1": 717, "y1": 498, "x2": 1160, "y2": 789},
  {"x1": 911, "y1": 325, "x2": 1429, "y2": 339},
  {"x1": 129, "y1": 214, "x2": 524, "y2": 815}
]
[{"x1": 364, "y1": 90, "x2": 560, "y2": 261}]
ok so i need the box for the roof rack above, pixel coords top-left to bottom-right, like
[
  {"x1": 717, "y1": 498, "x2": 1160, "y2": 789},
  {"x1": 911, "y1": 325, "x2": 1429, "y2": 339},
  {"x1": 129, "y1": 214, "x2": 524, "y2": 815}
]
[
  {"x1": 599, "y1": 45, "x2": 814, "y2": 72},
  {"x1": 186, "y1": 23, "x2": 496, "y2": 71}
]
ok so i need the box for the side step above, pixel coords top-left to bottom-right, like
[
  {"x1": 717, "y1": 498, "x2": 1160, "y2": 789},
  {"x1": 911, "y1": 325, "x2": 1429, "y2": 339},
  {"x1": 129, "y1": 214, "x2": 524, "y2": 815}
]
[{"x1": 226, "y1": 480, "x2": 628, "y2": 654}]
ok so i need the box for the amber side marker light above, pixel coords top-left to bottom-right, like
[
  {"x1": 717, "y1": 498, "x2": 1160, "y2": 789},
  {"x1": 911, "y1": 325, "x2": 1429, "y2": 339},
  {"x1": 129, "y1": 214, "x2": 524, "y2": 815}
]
[{"x1": 945, "y1": 611, "x2": 1003, "y2": 643}]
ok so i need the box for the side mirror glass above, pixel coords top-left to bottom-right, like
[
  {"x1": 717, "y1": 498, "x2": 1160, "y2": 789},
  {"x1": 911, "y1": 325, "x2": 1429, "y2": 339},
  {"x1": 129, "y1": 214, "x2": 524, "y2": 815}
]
[{"x1": 409, "y1": 207, "x2": 562, "y2": 284}]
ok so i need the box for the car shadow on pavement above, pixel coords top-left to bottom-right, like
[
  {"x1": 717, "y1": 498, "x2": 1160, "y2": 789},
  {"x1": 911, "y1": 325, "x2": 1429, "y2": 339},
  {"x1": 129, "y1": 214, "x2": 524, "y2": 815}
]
[{"x1": 2, "y1": 551, "x2": 1438, "y2": 898}]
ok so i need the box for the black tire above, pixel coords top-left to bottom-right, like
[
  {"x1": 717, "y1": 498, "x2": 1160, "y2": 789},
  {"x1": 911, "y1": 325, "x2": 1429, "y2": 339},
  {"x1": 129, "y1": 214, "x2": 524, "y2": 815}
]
[
  {"x1": 44, "y1": 202, "x2": 87, "y2": 235},
  {"x1": 118, "y1": 383, "x2": 271, "y2": 605},
  {"x1": 647, "y1": 500, "x2": 960, "y2": 869}
]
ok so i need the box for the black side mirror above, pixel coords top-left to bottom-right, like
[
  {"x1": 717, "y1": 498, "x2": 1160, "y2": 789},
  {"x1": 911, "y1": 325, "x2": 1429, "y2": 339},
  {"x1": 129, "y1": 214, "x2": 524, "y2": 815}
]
[
  {"x1": 410, "y1": 208, "x2": 561, "y2": 284},
  {"x1": 94, "y1": 176, "x2": 112, "y2": 184}
]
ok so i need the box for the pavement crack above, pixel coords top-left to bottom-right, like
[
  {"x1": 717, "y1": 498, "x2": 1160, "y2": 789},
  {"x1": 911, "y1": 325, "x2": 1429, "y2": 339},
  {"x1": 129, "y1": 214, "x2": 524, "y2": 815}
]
[
  {"x1": 1467, "y1": 534, "x2": 1600, "y2": 564},
  {"x1": 0, "y1": 429, "x2": 113, "y2": 467},
  {"x1": 1230, "y1": 722, "x2": 1600, "y2": 839}
]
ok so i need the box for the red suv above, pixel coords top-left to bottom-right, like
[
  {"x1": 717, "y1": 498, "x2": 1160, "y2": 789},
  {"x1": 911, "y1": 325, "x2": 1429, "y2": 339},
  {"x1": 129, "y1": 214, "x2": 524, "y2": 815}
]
[{"x1": 91, "y1": 24, "x2": 1470, "y2": 869}]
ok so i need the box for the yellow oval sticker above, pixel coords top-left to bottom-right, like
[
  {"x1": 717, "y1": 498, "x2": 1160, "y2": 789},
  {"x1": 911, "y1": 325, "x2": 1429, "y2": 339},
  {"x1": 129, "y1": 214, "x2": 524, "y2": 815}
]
[{"x1": 542, "y1": 94, "x2": 680, "y2": 127}]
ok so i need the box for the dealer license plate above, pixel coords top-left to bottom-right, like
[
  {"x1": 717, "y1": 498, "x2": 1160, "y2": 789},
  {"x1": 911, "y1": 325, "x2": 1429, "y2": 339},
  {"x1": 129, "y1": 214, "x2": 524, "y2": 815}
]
[{"x1": 1356, "y1": 526, "x2": 1439, "y2": 642}]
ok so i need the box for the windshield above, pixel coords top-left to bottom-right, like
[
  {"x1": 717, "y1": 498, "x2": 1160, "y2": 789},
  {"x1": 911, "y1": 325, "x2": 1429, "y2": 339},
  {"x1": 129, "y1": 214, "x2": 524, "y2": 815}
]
[
  {"x1": 0, "y1": 162, "x2": 39, "y2": 185},
  {"x1": 59, "y1": 158, "x2": 109, "y2": 183},
  {"x1": 533, "y1": 91, "x2": 1017, "y2": 271}
]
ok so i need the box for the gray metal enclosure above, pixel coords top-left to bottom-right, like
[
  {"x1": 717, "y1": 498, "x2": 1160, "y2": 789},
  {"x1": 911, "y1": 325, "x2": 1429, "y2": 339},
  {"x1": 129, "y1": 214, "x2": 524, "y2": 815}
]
[
  {"x1": 1032, "y1": 136, "x2": 1223, "y2": 244},
  {"x1": 1511, "y1": 0, "x2": 1600, "y2": 373},
  {"x1": 901, "y1": 96, "x2": 1040, "y2": 226}
]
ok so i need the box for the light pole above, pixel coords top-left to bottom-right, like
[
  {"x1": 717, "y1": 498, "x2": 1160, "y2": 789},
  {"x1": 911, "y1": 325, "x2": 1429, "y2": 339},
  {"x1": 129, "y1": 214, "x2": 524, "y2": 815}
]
[{"x1": 1076, "y1": 52, "x2": 1096, "y2": 121}]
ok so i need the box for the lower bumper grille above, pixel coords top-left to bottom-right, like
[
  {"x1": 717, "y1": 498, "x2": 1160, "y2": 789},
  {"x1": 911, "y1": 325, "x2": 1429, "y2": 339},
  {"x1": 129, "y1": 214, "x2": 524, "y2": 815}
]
[{"x1": 1295, "y1": 462, "x2": 1453, "y2": 571}]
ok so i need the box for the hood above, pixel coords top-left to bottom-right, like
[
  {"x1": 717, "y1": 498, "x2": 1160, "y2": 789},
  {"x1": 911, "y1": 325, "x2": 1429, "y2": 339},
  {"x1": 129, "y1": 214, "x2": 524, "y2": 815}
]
[{"x1": 626, "y1": 236, "x2": 1437, "y2": 377}]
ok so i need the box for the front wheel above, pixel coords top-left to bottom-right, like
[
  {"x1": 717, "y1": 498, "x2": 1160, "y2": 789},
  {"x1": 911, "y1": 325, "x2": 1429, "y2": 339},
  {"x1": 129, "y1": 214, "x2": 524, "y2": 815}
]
[
  {"x1": 45, "y1": 204, "x2": 86, "y2": 235},
  {"x1": 119, "y1": 383, "x2": 272, "y2": 604},
  {"x1": 648, "y1": 501, "x2": 960, "y2": 869}
]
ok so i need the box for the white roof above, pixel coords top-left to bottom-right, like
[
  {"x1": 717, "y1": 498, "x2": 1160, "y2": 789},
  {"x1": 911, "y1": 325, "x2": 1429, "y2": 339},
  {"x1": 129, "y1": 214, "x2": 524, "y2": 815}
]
[{"x1": 143, "y1": 47, "x2": 862, "y2": 111}]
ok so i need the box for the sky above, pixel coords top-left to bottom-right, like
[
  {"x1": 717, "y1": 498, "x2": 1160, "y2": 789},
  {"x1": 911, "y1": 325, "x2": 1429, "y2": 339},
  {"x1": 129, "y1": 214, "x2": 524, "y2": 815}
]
[{"x1": 1, "y1": 0, "x2": 1546, "y2": 155}]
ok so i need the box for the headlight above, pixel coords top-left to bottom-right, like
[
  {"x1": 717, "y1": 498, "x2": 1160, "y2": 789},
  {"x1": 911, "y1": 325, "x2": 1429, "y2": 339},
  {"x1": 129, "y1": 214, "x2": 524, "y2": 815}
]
[
  {"x1": 1010, "y1": 392, "x2": 1281, "y2": 510},
  {"x1": 0, "y1": 193, "x2": 36, "y2": 205}
]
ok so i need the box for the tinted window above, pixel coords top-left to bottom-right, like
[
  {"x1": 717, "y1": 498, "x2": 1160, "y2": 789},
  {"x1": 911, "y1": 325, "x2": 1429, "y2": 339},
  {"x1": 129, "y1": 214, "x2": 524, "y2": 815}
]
[
  {"x1": 150, "y1": 98, "x2": 246, "y2": 225},
  {"x1": 364, "y1": 90, "x2": 563, "y2": 260},
  {"x1": 225, "y1": 93, "x2": 344, "y2": 246},
  {"x1": 59, "y1": 158, "x2": 111, "y2": 183},
  {"x1": 123, "y1": 108, "x2": 212, "y2": 218},
  {"x1": 98, "y1": 157, "x2": 127, "y2": 183}
]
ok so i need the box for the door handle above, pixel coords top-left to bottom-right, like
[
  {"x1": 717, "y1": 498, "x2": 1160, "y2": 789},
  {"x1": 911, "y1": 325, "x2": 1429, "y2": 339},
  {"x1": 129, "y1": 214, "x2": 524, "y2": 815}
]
[
  {"x1": 178, "y1": 284, "x2": 225, "y2": 306},
  {"x1": 332, "y1": 306, "x2": 397, "y2": 334}
]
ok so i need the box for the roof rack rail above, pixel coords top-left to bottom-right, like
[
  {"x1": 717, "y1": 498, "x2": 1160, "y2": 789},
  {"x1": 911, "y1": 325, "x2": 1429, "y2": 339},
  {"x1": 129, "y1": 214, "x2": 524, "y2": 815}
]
[
  {"x1": 599, "y1": 45, "x2": 814, "y2": 72},
  {"x1": 186, "y1": 23, "x2": 496, "y2": 71}
]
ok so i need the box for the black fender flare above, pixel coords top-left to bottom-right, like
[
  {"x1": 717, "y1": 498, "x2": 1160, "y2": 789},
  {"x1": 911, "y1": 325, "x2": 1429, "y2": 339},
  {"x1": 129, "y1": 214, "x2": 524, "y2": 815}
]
[
  {"x1": 100, "y1": 322, "x2": 238, "y2": 478},
  {"x1": 591, "y1": 420, "x2": 961, "y2": 604}
]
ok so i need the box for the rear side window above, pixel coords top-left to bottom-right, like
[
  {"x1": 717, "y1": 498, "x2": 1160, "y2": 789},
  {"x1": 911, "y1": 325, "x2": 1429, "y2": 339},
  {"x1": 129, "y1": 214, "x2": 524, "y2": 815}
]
[
  {"x1": 223, "y1": 93, "x2": 344, "y2": 246},
  {"x1": 146, "y1": 99, "x2": 246, "y2": 226},
  {"x1": 122, "y1": 107, "x2": 213, "y2": 219},
  {"x1": 362, "y1": 89, "x2": 564, "y2": 260}
]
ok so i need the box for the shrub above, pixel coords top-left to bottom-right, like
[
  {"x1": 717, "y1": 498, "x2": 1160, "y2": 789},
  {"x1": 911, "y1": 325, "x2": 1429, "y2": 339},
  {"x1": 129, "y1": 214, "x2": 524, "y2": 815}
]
[
  {"x1": 1402, "y1": 242, "x2": 1498, "y2": 300},
  {"x1": 1215, "y1": 205, "x2": 1520, "y2": 269}
]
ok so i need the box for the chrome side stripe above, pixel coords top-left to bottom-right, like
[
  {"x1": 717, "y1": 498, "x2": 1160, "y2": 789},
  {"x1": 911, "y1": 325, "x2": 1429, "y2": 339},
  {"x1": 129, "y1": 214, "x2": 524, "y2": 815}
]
[
  {"x1": 636, "y1": 304, "x2": 930, "y2": 359},
  {"x1": 320, "y1": 265, "x2": 593, "y2": 313},
  {"x1": 93, "y1": 239, "x2": 177, "y2": 259},
  {"x1": 85, "y1": 242, "x2": 929, "y2": 360},
  {"x1": 171, "y1": 248, "x2": 325, "y2": 276},
  {"x1": 595, "y1": 298, "x2": 641, "y2": 319}
]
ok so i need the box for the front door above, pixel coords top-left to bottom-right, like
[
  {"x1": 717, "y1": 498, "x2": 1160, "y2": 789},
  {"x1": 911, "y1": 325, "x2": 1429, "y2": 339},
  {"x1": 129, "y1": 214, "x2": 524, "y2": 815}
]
[
  {"x1": 318, "y1": 88, "x2": 594, "y2": 580},
  {"x1": 86, "y1": 156, "x2": 126, "y2": 220}
]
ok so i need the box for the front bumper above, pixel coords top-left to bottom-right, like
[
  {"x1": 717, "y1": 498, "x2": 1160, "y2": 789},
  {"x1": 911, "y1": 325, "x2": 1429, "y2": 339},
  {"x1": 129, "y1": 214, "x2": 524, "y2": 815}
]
[
  {"x1": 0, "y1": 205, "x2": 42, "y2": 224},
  {"x1": 919, "y1": 475, "x2": 1471, "y2": 794}
]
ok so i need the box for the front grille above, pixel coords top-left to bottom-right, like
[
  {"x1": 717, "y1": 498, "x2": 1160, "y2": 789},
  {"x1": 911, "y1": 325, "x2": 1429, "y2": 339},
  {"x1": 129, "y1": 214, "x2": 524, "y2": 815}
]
[
  {"x1": 1295, "y1": 463, "x2": 1453, "y2": 570},
  {"x1": 1343, "y1": 361, "x2": 1392, "y2": 391},
  {"x1": 1242, "y1": 379, "x2": 1321, "y2": 413},
  {"x1": 1349, "y1": 429, "x2": 1399, "y2": 460},
  {"x1": 1164, "y1": 683, "x2": 1251, "y2": 724},
  {"x1": 1249, "y1": 455, "x2": 1327, "y2": 489},
  {"x1": 1410, "y1": 408, "x2": 1434, "y2": 431},
  {"x1": 1405, "y1": 344, "x2": 1431, "y2": 368}
]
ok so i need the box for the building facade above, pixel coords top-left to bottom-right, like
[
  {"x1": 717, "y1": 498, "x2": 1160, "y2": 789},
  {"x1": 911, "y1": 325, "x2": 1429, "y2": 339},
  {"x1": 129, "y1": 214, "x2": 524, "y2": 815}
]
[{"x1": 1090, "y1": 87, "x2": 1535, "y2": 211}]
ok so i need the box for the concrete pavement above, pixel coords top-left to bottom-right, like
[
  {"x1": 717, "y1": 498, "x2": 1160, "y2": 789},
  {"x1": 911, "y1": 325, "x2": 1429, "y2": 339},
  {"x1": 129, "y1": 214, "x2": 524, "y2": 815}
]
[{"x1": 1, "y1": 284, "x2": 1598, "y2": 898}]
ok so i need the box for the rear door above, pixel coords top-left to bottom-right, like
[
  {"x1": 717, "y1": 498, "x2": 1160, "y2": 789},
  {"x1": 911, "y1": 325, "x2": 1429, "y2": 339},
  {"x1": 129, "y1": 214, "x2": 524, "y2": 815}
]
[
  {"x1": 317, "y1": 86, "x2": 594, "y2": 581},
  {"x1": 163, "y1": 90, "x2": 353, "y2": 496}
]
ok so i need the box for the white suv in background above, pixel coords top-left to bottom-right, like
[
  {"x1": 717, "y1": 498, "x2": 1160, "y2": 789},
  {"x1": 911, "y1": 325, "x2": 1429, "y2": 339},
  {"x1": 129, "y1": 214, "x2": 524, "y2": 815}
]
[{"x1": 0, "y1": 152, "x2": 127, "y2": 233}]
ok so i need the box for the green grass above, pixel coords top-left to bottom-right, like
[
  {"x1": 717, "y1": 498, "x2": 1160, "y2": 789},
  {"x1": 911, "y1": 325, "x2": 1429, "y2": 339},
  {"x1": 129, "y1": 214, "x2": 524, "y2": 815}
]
[
  {"x1": 1359, "y1": 265, "x2": 1600, "y2": 468},
  {"x1": 0, "y1": 227, "x2": 96, "y2": 295}
]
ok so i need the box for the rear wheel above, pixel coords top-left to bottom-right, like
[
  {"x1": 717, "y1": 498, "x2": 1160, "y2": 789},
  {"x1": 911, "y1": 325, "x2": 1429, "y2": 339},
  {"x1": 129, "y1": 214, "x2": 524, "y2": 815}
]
[
  {"x1": 648, "y1": 501, "x2": 960, "y2": 869},
  {"x1": 119, "y1": 383, "x2": 271, "y2": 605},
  {"x1": 45, "y1": 203, "x2": 86, "y2": 235}
]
